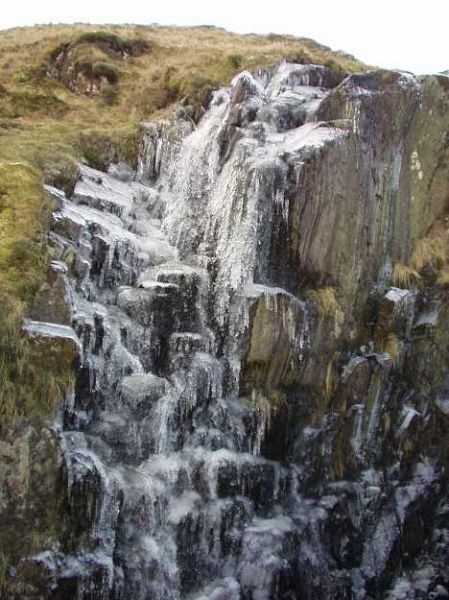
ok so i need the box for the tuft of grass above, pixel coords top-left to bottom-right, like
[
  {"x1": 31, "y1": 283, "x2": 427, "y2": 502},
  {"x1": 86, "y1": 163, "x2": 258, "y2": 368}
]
[
  {"x1": 324, "y1": 360, "x2": 338, "y2": 401},
  {"x1": 411, "y1": 233, "x2": 446, "y2": 272},
  {"x1": 250, "y1": 388, "x2": 286, "y2": 417},
  {"x1": 101, "y1": 85, "x2": 119, "y2": 106},
  {"x1": 394, "y1": 222, "x2": 448, "y2": 288},
  {"x1": 393, "y1": 263, "x2": 422, "y2": 288},
  {"x1": 227, "y1": 54, "x2": 243, "y2": 70},
  {"x1": 437, "y1": 265, "x2": 449, "y2": 287},
  {"x1": 306, "y1": 286, "x2": 342, "y2": 318},
  {"x1": 33, "y1": 150, "x2": 79, "y2": 196}
]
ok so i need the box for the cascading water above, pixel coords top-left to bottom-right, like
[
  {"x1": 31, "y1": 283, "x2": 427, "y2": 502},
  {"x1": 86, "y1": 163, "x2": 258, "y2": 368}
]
[{"x1": 27, "y1": 62, "x2": 449, "y2": 600}]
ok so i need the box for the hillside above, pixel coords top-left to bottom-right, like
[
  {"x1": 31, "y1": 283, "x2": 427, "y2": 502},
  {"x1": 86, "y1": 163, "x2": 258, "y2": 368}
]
[{"x1": 0, "y1": 24, "x2": 365, "y2": 175}]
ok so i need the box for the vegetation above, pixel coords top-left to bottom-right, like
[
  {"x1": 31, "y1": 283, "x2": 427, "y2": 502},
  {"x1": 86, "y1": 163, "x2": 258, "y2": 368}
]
[
  {"x1": 393, "y1": 263, "x2": 421, "y2": 288},
  {"x1": 437, "y1": 265, "x2": 449, "y2": 287},
  {"x1": 306, "y1": 286, "x2": 338, "y2": 316},
  {"x1": 250, "y1": 387, "x2": 286, "y2": 416},
  {"x1": 0, "y1": 163, "x2": 75, "y2": 422},
  {"x1": 76, "y1": 126, "x2": 139, "y2": 170},
  {"x1": 306, "y1": 286, "x2": 345, "y2": 337},
  {"x1": 66, "y1": 30, "x2": 151, "y2": 56},
  {"x1": 394, "y1": 220, "x2": 449, "y2": 289},
  {"x1": 410, "y1": 228, "x2": 446, "y2": 272},
  {"x1": 324, "y1": 360, "x2": 338, "y2": 401}
]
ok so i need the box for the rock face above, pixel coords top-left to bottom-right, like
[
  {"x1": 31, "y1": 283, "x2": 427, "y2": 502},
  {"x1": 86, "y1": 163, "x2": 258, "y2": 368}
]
[{"x1": 3, "y1": 63, "x2": 449, "y2": 599}]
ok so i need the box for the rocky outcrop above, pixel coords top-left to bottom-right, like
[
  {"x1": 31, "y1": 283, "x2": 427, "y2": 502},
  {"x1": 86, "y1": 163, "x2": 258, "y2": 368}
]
[{"x1": 2, "y1": 62, "x2": 449, "y2": 599}]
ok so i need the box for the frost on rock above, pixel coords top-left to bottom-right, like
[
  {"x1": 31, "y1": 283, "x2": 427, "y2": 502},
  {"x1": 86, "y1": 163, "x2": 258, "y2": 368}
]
[{"x1": 26, "y1": 61, "x2": 449, "y2": 600}]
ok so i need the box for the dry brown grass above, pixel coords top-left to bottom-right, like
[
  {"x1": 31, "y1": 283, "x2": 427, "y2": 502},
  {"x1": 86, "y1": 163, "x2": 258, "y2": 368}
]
[
  {"x1": 395, "y1": 220, "x2": 449, "y2": 289},
  {"x1": 410, "y1": 229, "x2": 447, "y2": 272},
  {"x1": 393, "y1": 263, "x2": 422, "y2": 288},
  {"x1": 306, "y1": 286, "x2": 344, "y2": 318}
]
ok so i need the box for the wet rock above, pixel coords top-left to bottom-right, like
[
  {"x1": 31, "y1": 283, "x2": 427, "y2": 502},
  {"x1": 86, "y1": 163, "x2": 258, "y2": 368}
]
[
  {"x1": 120, "y1": 373, "x2": 167, "y2": 415},
  {"x1": 9, "y1": 61, "x2": 449, "y2": 599},
  {"x1": 29, "y1": 261, "x2": 73, "y2": 325},
  {"x1": 241, "y1": 285, "x2": 308, "y2": 392}
]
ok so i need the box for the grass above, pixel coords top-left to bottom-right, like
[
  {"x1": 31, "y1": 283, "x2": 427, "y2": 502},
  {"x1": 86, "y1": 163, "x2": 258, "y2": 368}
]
[
  {"x1": 324, "y1": 360, "x2": 338, "y2": 401},
  {"x1": 68, "y1": 30, "x2": 151, "y2": 56},
  {"x1": 437, "y1": 266, "x2": 449, "y2": 287},
  {"x1": 394, "y1": 220, "x2": 449, "y2": 289},
  {"x1": 393, "y1": 263, "x2": 422, "y2": 288},
  {"x1": 410, "y1": 230, "x2": 446, "y2": 272},
  {"x1": 306, "y1": 286, "x2": 344, "y2": 319},
  {"x1": 0, "y1": 163, "x2": 74, "y2": 422},
  {"x1": 76, "y1": 126, "x2": 139, "y2": 170},
  {"x1": 0, "y1": 163, "x2": 50, "y2": 298},
  {"x1": 250, "y1": 387, "x2": 286, "y2": 418}
]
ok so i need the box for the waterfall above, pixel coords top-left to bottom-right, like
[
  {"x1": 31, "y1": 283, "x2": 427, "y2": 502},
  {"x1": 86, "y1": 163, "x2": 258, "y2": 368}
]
[{"x1": 31, "y1": 62, "x2": 445, "y2": 600}]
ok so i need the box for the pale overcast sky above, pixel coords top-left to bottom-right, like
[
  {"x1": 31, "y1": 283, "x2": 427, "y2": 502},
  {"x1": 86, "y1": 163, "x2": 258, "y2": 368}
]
[{"x1": 0, "y1": 0, "x2": 447, "y2": 75}]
